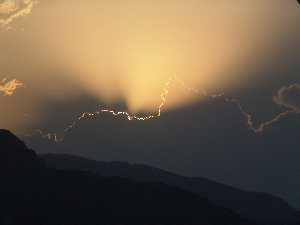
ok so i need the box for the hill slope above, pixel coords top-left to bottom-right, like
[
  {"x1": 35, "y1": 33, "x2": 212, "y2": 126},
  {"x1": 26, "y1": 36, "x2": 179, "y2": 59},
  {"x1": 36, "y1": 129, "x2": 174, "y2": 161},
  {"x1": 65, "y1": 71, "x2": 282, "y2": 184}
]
[
  {"x1": 42, "y1": 153, "x2": 300, "y2": 225},
  {"x1": 0, "y1": 129, "x2": 251, "y2": 225}
]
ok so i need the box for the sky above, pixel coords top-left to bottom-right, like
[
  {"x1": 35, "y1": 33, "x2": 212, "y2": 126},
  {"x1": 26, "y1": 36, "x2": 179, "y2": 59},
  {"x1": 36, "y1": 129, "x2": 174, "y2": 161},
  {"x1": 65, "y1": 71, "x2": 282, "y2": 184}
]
[
  {"x1": 1, "y1": 0, "x2": 299, "y2": 130},
  {"x1": 1, "y1": 0, "x2": 300, "y2": 208}
]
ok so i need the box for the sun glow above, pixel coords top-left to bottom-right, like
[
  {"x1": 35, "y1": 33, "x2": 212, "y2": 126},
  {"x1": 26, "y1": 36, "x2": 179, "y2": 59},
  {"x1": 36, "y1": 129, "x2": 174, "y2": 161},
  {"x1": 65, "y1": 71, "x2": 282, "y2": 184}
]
[
  {"x1": 4, "y1": 0, "x2": 297, "y2": 113},
  {"x1": 1, "y1": 0, "x2": 300, "y2": 132}
]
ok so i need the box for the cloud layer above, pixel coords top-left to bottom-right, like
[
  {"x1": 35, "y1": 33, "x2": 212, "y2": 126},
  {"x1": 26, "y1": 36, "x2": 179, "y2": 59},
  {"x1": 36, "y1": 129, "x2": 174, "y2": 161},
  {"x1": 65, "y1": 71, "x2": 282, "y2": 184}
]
[{"x1": 0, "y1": 0, "x2": 37, "y2": 29}]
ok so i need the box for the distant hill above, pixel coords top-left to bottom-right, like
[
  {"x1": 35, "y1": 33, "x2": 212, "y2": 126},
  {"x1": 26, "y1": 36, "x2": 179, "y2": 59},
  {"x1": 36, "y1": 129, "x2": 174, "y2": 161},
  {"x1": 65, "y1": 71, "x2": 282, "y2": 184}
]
[
  {"x1": 27, "y1": 94, "x2": 300, "y2": 211},
  {"x1": 0, "y1": 129, "x2": 251, "y2": 225},
  {"x1": 41, "y1": 153, "x2": 300, "y2": 225}
]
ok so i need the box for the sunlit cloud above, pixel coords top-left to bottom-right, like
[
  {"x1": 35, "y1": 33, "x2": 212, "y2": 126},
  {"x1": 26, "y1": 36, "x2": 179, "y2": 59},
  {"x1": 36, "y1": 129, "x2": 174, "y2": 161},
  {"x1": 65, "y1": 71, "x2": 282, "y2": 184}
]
[
  {"x1": 0, "y1": 78, "x2": 24, "y2": 96},
  {"x1": 238, "y1": 83, "x2": 300, "y2": 133},
  {"x1": 26, "y1": 77, "x2": 300, "y2": 142},
  {"x1": 0, "y1": 0, "x2": 38, "y2": 29}
]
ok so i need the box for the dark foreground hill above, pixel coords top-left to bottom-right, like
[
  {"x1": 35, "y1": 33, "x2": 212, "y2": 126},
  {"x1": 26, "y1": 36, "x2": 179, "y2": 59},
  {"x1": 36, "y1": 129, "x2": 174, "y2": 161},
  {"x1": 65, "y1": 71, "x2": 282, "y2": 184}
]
[
  {"x1": 41, "y1": 153, "x2": 300, "y2": 225},
  {"x1": 0, "y1": 129, "x2": 251, "y2": 225}
]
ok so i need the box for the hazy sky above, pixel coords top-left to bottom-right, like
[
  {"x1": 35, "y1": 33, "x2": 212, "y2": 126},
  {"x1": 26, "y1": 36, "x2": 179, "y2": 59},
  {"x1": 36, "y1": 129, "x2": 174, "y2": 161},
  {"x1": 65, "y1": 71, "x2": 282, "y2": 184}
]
[{"x1": 1, "y1": 0, "x2": 300, "y2": 132}]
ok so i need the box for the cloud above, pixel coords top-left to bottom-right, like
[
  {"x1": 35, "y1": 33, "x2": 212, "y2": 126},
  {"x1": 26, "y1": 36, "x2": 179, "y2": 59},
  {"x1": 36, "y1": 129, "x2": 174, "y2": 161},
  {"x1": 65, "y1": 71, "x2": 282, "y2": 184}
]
[
  {"x1": 0, "y1": 78, "x2": 24, "y2": 96},
  {"x1": 240, "y1": 83, "x2": 300, "y2": 133},
  {"x1": 24, "y1": 75, "x2": 300, "y2": 142},
  {"x1": 274, "y1": 84, "x2": 300, "y2": 111},
  {"x1": 0, "y1": 0, "x2": 38, "y2": 29}
]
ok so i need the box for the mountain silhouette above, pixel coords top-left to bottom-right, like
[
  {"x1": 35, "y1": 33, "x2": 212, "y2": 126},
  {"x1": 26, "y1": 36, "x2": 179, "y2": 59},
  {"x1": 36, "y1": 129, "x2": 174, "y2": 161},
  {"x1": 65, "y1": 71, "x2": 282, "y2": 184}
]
[
  {"x1": 27, "y1": 92, "x2": 300, "y2": 210},
  {"x1": 0, "y1": 129, "x2": 43, "y2": 172},
  {"x1": 0, "y1": 129, "x2": 253, "y2": 225},
  {"x1": 41, "y1": 153, "x2": 300, "y2": 225}
]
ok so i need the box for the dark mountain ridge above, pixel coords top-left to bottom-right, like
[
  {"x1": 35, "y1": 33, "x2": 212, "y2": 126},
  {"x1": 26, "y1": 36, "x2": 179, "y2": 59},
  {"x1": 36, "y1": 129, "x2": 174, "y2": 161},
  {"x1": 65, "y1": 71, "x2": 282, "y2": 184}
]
[
  {"x1": 0, "y1": 129, "x2": 252, "y2": 225},
  {"x1": 41, "y1": 153, "x2": 300, "y2": 225}
]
